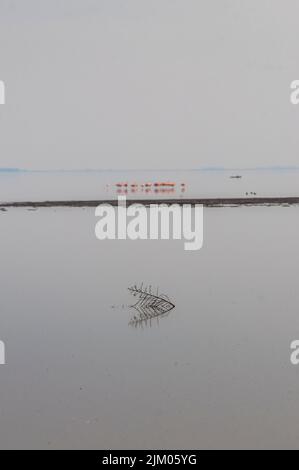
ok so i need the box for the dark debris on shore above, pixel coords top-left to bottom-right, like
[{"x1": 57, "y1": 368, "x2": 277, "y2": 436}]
[{"x1": 0, "y1": 197, "x2": 299, "y2": 209}]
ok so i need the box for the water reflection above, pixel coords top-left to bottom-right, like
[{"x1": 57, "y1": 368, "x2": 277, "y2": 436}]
[{"x1": 129, "y1": 309, "x2": 173, "y2": 328}]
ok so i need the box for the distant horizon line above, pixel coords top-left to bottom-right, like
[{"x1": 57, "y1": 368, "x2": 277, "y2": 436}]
[{"x1": 1, "y1": 166, "x2": 299, "y2": 173}]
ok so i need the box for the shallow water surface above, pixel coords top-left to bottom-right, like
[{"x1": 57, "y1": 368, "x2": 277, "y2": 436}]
[
  {"x1": 1, "y1": 169, "x2": 299, "y2": 202},
  {"x1": 0, "y1": 206, "x2": 299, "y2": 449}
]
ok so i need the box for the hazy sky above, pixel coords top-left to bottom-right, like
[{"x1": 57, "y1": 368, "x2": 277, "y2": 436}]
[{"x1": 0, "y1": 0, "x2": 298, "y2": 170}]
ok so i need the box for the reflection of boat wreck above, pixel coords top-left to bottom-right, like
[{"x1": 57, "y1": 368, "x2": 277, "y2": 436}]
[{"x1": 128, "y1": 284, "x2": 175, "y2": 327}]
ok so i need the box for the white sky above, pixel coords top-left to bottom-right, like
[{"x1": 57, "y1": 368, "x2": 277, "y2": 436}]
[{"x1": 0, "y1": 0, "x2": 298, "y2": 170}]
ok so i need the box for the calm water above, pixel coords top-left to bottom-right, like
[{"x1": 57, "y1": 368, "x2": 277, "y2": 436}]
[
  {"x1": 1, "y1": 169, "x2": 299, "y2": 202},
  {"x1": 0, "y1": 206, "x2": 299, "y2": 449}
]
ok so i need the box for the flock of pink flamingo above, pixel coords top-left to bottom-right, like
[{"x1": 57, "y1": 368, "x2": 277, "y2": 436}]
[{"x1": 108, "y1": 182, "x2": 186, "y2": 195}]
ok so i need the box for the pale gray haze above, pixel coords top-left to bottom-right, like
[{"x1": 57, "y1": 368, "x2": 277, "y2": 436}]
[{"x1": 0, "y1": 0, "x2": 298, "y2": 170}]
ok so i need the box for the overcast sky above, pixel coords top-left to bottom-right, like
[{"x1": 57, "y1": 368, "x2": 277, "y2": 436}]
[{"x1": 0, "y1": 0, "x2": 298, "y2": 170}]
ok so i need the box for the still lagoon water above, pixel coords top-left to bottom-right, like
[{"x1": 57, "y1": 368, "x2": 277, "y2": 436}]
[
  {"x1": 0, "y1": 202, "x2": 299, "y2": 449},
  {"x1": 1, "y1": 169, "x2": 299, "y2": 201}
]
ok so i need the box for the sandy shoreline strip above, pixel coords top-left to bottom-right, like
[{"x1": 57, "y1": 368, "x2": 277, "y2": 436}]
[{"x1": 1, "y1": 197, "x2": 299, "y2": 208}]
